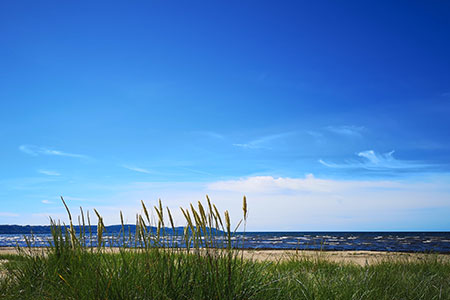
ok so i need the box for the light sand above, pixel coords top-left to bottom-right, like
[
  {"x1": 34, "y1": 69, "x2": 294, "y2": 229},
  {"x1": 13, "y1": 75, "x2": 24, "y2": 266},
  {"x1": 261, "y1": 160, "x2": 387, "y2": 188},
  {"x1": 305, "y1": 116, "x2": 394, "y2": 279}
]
[
  {"x1": 241, "y1": 249, "x2": 450, "y2": 266},
  {"x1": 1, "y1": 247, "x2": 448, "y2": 266}
]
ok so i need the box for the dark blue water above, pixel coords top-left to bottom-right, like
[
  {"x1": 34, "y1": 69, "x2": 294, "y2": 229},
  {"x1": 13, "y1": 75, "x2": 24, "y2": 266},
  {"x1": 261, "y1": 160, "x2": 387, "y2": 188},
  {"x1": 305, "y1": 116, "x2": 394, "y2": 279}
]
[
  {"x1": 0, "y1": 226, "x2": 449, "y2": 253},
  {"x1": 241, "y1": 232, "x2": 450, "y2": 253}
]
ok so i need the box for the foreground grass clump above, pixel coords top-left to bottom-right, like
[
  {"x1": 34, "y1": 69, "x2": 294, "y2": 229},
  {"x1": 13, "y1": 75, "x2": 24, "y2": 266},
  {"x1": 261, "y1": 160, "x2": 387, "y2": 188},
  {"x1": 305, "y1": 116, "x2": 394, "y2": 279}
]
[
  {"x1": 1, "y1": 251, "x2": 449, "y2": 299},
  {"x1": 1, "y1": 249, "x2": 266, "y2": 299},
  {"x1": 269, "y1": 256, "x2": 450, "y2": 299},
  {"x1": 1, "y1": 196, "x2": 450, "y2": 299}
]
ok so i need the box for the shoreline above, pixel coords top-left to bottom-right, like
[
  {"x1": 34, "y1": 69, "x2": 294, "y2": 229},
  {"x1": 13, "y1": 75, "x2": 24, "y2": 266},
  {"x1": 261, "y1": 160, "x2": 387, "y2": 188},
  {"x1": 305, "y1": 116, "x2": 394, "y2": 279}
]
[{"x1": 1, "y1": 247, "x2": 449, "y2": 266}]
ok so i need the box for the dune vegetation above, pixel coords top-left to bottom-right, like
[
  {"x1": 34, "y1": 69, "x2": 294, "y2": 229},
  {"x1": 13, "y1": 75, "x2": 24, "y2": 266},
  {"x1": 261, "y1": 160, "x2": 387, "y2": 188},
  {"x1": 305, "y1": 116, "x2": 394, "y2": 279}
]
[{"x1": 1, "y1": 196, "x2": 449, "y2": 299}]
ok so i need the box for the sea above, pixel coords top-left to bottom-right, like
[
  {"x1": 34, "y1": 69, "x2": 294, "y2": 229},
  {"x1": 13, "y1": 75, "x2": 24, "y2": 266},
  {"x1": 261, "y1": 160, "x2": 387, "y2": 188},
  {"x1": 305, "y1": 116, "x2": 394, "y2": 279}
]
[{"x1": 0, "y1": 226, "x2": 449, "y2": 253}]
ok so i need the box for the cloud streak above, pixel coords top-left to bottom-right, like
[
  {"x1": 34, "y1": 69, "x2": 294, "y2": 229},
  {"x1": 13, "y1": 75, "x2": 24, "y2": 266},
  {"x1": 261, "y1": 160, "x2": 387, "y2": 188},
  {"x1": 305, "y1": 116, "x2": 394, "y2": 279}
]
[
  {"x1": 233, "y1": 132, "x2": 295, "y2": 149},
  {"x1": 325, "y1": 125, "x2": 364, "y2": 137},
  {"x1": 19, "y1": 145, "x2": 89, "y2": 159},
  {"x1": 122, "y1": 165, "x2": 152, "y2": 174},
  {"x1": 319, "y1": 150, "x2": 430, "y2": 171},
  {"x1": 38, "y1": 169, "x2": 61, "y2": 176}
]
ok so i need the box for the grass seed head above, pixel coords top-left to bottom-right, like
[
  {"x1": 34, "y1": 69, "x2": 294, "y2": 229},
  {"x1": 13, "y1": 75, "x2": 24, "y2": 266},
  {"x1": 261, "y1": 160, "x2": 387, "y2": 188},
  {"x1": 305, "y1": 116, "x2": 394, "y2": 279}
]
[
  {"x1": 141, "y1": 200, "x2": 150, "y2": 223},
  {"x1": 213, "y1": 204, "x2": 224, "y2": 230},
  {"x1": 243, "y1": 196, "x2": 247, "y2": 221},
  {"x1": 224, "y1": 210, "x2": 231, "y2": 234},
  {"x1": 159, "y1": 199, "x2": 163, "y2": 220},
  {"x1": 120, "y1": 211, "x2": 124, "y2": 228},
  {"x1": 167, "y1": 207, "x2": 175, "y2": 229}
]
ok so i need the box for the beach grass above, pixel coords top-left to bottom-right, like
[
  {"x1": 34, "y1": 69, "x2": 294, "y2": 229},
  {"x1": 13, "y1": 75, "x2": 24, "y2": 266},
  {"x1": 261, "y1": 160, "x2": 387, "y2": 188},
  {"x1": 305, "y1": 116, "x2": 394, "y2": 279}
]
[{"x1": 1, "y1": 197, "x2": 449, "y2": 299}]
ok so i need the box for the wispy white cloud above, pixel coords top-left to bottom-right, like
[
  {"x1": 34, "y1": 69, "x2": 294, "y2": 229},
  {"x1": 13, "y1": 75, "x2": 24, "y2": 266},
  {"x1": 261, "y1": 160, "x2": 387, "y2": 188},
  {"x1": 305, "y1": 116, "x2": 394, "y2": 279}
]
[
  {"x1": 325, "y1": 125, "x2": 364, "y2": 137},
  {"x1": 19, "y1": 145, "x2": 89, "y2": 159},
  {"x1": 41, "y1": 200, "x2": 53, "y2": 204},
  {"x1": 305, "y1": 130, "x2": 323, "y2": 139},
  {"x1": 181, "y1": 168, "x2": 213, "y2": 176},
  {"x1": 319, "y1": 150, "x2": 430, "y2": 171},
  {"x1": 122, "y1": 165, "x2": 152, "y2": 174},
  {"x1": 233, "y1": 132, "x2": 295, "y2": 149},
  {"x1": 38, "y1": 169, "x2": 61, "y2": 176}
]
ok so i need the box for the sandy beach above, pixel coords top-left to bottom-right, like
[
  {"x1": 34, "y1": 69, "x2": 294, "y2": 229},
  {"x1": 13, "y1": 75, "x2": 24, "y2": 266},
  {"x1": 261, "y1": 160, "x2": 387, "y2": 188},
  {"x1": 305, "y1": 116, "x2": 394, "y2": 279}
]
[
  {"x1": 241, "y1": 249, "x2": 450, "y2": 266},
  {"x1": 1, "y1": 247, "x2": 448, "y2": 266}
]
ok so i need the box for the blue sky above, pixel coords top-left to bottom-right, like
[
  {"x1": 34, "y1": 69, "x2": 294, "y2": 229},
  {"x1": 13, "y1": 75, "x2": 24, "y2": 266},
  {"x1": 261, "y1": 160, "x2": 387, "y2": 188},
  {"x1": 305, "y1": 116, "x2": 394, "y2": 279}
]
[{"x1": 1, "y1": 1, "x2": 450, "y2": 230}]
